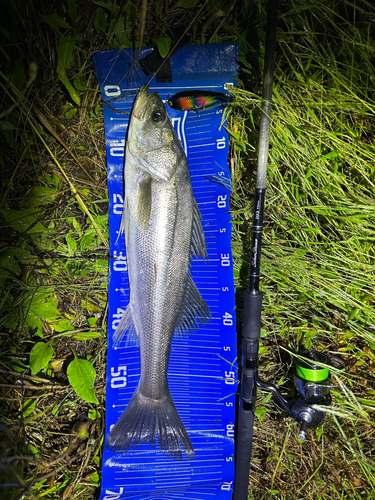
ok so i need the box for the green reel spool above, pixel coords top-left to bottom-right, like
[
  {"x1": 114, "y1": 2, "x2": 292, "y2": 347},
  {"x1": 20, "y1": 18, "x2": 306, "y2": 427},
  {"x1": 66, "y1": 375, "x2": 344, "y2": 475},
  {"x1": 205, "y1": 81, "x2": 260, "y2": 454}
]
[{"x1": 295, "y1": 350, "x2": 331, "y2": 399}]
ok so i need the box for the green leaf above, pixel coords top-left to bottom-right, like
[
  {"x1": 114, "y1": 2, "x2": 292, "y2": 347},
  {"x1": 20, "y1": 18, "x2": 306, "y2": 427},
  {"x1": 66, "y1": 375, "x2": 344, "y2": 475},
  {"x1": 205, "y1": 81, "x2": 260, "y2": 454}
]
[
  {"x1": 44, "y1": 13, "x2": 71, "y2": 30},
  {"x1": 7, "y1": 59, "x2": 26, "y2": 90},
  {"x1": 18, "y1": 288, "x2": 62, "y2": 336},
  {"x1": 30, "y1": 342, "x2": 54, "y2": 374},
  {"x1": 66, "y1": 231, "x2": 77, "y2": 252},
  {"x1": 4, "y1": 358, "x2": 29, "y2": 371},
  {"x1": 80, "y1": 235, "x2": 95, "y2": 251},
  {"x1": 67, "y1": 0, "x2": 77, "y2": 25},
  {"x1": 20, "y1": 399, "x2": 36, "y2": 418},
  {"x1": 67, "y1": 357, "x2": 99, "y2": 404},
  {"x1": 24, "y1": 312, "x2": 43, "y2": 336},
  {"x1": 74, "y1": 78, "x2": 88, "y2": 91},
  {"x1": 93, "y1": 0, "x2": 120, "y2": 14},
  {"x1": 174, "y1": 0, "x2": 200, "y2": 7},
  {"x1": 29, "y1": 186, "x2": 59, "y2": 206},
  {"x1": 32, "y1": 233, "x2": 55, "y2": 252},
  {"x1": 0, "y1": 120, "x2": 16, "y2": 131},
  {"x1": 87, "y1": 317, "x2": 98, "y2": 327},
  {"x1": 0, "y1": 248, "x2": 22, "y2": 278},
  {"x1": 26, "y1": 290, "x2": 61, "y2": 321},
  {"x1": 73, "y1": 217, "x2": 82, "y2": 236},
  {"x1": 156, "y1": 36, "x2": 171, "y2": 59},
  {"x1": 45, "y1": 173, "x2": 61, "y2": 189},
  {"x1": 58, "y1": 35, "x2": 81, "y2": 70},
  {"x1": 88, "y1": 408, "x2": 101, "y2": 420},
  {"x1": 114, "y1": 17, "x2": 129, "y2": 47},
  {"x1": 94, "y1": 7, "x2": 109, "y2": 34},
  {"x1": 58, "y1": 67, "x2": 81, "y2": 105},
  {"x1": 51, "y1": 319, "x2": 73, "y2": 333},
  {"x1": 90, "y1": 471, "x2": 100, "y2": 483},
  {"x1": 57, "y1": 35, "x2": 82, "y2": 105},
  {"x1": 72, "y1": 330, "x2": 99, "y2": 340},
  {"x1": 66, "y1": 107, "x2": 77, "y2": 119},
  {"x1": 28, "y1": 443, "x2": 40, "y2": 458},
  {"x1": 0, "y1": 207, "x2": 45, "y2": 233}
]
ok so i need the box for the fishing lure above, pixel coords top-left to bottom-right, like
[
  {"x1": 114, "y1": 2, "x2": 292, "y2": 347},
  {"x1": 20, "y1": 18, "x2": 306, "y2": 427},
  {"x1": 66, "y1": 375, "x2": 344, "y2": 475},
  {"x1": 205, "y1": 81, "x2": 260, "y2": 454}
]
[{"x1": 167, "y1": 89, "x2": 234, "y2": 112}]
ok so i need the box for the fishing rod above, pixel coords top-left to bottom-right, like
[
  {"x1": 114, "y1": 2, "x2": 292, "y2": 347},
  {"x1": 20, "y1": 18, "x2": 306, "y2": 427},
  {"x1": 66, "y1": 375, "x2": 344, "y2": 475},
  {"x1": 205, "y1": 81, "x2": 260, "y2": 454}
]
[{"x1": 233, "y1": 1, "x2": 332, "y2": 498}]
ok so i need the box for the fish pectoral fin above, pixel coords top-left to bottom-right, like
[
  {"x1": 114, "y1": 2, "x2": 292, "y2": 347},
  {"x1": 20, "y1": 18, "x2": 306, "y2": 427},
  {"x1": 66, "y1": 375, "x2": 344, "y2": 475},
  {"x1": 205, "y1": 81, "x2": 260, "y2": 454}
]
[
  {"x1": 137, "y1": 175, "x2": 152, "y2": 229},
  {"x1": 113, "y1": 303, "x2": 138, "y2": 347},
  {"x1": 175, "y1": 276, "x2": 211, "y2": 337},
  {"x1": 191, "y1": 200, "x2": 208, "y2": 260}
]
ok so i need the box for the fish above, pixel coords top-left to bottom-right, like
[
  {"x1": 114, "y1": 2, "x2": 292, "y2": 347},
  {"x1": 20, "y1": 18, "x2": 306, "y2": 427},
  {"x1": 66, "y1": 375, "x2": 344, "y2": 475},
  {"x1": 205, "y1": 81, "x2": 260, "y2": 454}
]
[
  {"x1": 108, "y1": 84, "x2": 211, "y2": 460},
  {"x1": 167, "y1": 89, "x2": 234, "y2": 112}
]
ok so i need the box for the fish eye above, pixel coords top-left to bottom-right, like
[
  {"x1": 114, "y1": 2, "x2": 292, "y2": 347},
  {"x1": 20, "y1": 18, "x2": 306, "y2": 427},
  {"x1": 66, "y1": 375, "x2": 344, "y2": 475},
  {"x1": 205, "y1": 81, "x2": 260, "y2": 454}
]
[{"x1": 152, "y1": 110, "x2": 164, "y2": 122}]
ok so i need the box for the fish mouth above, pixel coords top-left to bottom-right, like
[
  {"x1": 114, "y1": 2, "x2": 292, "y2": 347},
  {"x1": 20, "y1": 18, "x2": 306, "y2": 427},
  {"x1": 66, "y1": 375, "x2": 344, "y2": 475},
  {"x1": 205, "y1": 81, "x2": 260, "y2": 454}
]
[{"x1": 133, "y1": 84, "x2": 150, "y2": 120}]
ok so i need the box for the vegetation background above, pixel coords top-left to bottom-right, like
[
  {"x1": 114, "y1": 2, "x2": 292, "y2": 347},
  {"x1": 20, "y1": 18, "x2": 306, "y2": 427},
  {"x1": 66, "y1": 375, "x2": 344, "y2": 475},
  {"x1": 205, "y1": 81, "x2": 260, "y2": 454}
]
[{"x1": 0, "y1": 0, "x2": 374, "y2": 499}]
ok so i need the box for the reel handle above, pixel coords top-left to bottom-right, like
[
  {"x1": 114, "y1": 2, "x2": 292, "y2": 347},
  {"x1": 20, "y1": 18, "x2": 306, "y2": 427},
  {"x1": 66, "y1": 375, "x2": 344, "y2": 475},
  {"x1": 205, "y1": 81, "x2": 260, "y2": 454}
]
[{"x1": 257, "y1": 350, "x2": 332, "y2": 439}]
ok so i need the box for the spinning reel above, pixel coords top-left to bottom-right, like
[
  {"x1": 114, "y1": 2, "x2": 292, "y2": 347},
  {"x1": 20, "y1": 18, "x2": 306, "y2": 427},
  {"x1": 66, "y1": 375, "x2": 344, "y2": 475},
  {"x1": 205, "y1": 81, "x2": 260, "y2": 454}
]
[{"x1": 257, "y1": 350, "x2": 332, "y2": 440}]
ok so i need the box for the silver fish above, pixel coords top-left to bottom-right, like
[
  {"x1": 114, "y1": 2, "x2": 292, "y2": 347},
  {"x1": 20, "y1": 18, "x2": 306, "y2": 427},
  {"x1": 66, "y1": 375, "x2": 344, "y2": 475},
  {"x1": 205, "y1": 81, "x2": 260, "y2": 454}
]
[{"x1": 108, "y1": 84, "x2": 211, "y2": 460}]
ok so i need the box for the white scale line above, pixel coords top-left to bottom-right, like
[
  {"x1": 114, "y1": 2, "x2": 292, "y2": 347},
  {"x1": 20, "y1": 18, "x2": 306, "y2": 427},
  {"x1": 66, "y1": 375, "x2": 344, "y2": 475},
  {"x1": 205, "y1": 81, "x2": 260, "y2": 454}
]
[
  {"x1": 121, "y1": 457, "x2": 223, "y2": 468},
  {"x1": 186, "y1": 116, "x2": 212, "y2": 123},
  {"x1": 155, "y1": 465, "x2": 222, "y2": 475},
  {"x1": 186, "y1": 124, "x2": 211, "y2": 130},
  {"x1": 191, "y1": 173, "x2": 214, "y2": 178},
  {"x1": 155, "y1": 476, "x2": 222, "y2": 488},
  {"x1": 188, "y1": 136, "x2": 213, "y2": 141}
]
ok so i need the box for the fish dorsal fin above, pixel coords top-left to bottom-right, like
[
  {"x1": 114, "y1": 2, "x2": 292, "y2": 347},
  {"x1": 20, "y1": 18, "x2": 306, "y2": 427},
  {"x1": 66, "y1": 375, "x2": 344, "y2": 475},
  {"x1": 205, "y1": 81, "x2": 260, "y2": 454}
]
[
  {"x1": 137, "y1": 175, "x2": 152, "y2": 229},
  {"x1": 191, "y1": 200, "x2": 207, "y2": 260},
  {"x1": 113, "y1": 303, "x2": 138, "y2": 347},
  {"x1": 174, "y1": 276, "x2": 211, "y2": 337}
]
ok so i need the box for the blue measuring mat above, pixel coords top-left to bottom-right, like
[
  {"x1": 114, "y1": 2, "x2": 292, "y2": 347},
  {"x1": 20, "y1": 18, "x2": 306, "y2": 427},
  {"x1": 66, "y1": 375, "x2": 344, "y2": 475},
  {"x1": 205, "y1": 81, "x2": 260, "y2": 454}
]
[{"x1": 93, "y1": 43, "x2": 238, "y2": 500}]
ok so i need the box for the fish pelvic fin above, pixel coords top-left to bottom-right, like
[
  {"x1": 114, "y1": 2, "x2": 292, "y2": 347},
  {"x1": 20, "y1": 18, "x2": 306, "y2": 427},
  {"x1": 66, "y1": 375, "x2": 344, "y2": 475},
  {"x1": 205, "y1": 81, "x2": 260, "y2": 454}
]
[
  {"x1": 191, "y1": 200, "x2": 208, "y2": 260},
  {"x1": 108, "y1": 389, "x2": 195, "y2": 461},
  {"x1": 113, "y1": 303, "x2": 138, "y2": 347},
  {"x1": 175, "y1": 276, "x2": 211, "y2": 337}
]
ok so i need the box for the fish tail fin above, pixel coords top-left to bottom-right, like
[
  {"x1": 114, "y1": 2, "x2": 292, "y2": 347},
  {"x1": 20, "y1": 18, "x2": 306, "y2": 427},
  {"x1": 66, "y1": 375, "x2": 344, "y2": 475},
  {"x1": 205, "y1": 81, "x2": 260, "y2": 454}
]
[{"x1": 108, "y1": 390, "x2": 195, "y2": 461}]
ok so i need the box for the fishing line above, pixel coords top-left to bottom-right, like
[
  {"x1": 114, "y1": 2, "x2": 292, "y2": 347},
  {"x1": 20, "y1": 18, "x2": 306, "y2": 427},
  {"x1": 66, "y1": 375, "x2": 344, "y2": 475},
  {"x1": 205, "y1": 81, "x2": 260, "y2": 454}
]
[
  {"x1": 102, "y1": 0, "x2": 213, "y2": 115},
  {"x1": 146, "y1": 0, "x2": 211, "y2": 86}
]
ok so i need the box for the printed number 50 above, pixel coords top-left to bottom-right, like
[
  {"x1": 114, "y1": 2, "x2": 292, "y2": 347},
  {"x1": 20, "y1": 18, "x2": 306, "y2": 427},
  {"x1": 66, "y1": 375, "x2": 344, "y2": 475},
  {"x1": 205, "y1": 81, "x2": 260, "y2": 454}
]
[{"x1": 110, "y1": 366, "x2": 127, "y2": 388}]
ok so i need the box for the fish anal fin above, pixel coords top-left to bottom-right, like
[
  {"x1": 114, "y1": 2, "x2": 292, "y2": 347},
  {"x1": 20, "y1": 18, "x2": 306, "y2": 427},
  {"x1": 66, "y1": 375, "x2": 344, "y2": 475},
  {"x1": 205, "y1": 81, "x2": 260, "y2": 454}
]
[
  {"x1": 113, "y1": 303, "x2": 138, "y2": 347},
  {"x1": 191, "y1": 200, "x2": 208, "y2": 260},
  {"x1": 175, "y1": 276, "x2": 211, "y2": 337},
  {"x1": 115, "y1": 196, "x2": 127, "y2": 245}
]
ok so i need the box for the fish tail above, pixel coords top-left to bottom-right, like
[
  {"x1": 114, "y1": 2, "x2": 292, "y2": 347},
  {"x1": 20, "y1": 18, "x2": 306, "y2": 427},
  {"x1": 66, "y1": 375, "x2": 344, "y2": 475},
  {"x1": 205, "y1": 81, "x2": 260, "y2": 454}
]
[{"x1": 108, "y1": 389, "x2": 195, "y2": 461}]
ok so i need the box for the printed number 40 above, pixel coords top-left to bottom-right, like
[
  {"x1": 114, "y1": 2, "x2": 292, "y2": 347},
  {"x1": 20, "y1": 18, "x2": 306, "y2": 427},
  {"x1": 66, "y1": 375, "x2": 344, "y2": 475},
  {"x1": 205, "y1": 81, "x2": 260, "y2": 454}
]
[{"x1": 223, "y1": 312, "x2": 233, "y2": 326}]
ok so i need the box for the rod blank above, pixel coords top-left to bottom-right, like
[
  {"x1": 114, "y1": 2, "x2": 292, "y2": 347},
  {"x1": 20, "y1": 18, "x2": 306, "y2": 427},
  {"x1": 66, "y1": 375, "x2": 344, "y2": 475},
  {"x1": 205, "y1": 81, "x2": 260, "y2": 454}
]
[{"x1": 233, "y1": 0, "x2": 279, "y2": 499}]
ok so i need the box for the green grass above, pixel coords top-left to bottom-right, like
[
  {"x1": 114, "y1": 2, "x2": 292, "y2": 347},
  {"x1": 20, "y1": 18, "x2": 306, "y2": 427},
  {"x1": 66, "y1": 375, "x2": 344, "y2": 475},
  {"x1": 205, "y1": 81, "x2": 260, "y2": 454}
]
[{"x1": 228, "y1": 0, "x2": 375, "y2": 497}]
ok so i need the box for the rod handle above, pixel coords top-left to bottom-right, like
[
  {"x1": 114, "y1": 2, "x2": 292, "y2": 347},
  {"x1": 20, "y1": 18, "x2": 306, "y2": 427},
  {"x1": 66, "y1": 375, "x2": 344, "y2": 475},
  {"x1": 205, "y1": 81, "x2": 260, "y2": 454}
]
[
  {"x1": 233, "y1": 406, "x2": 255, "y2": 500},
  {"x1": 242, "y1": 291, "x2": 263, "y2": 341}
]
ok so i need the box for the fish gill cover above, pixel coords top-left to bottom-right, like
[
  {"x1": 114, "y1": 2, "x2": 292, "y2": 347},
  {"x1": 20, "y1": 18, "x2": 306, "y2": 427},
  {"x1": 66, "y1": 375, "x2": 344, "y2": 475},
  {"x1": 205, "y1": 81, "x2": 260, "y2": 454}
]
[{"x1": 93, "y1": 43, "x2": 238, "y2": 500}]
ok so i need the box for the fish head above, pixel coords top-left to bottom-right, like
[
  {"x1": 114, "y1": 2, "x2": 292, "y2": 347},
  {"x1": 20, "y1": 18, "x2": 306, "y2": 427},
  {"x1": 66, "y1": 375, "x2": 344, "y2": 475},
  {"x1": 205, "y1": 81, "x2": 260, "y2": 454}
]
[{"x1": 127, "y1": 84, "x2": 181, "y2": 182}]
